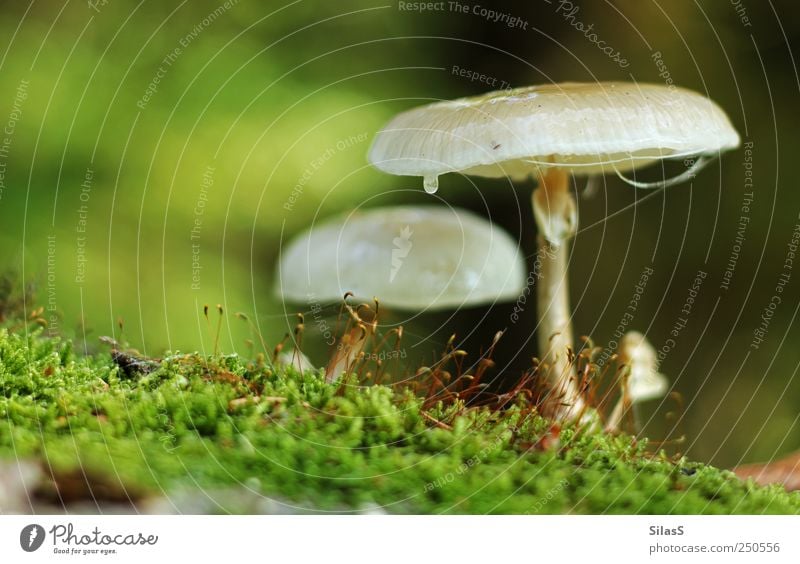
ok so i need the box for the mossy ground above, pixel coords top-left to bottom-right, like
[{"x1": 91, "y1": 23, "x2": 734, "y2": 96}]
[{"x1": 1, "y1": 327, "x2": 798, "y2": 514}]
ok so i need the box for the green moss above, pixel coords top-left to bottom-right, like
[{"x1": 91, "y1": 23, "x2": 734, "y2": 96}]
[{"x1": 0, "y1": 327, "x2": 798, "y2": 514}]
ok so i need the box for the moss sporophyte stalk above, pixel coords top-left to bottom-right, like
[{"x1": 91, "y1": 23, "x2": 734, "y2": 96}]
[{"x1": 0, "y1": 324, "x2": 798, "y2": 514}]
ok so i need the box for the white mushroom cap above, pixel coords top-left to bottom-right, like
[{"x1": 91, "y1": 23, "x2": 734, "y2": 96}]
[
  {"x1": 369, "y1": 82, "x2": 740, "y2": 180},
  {"x1": 275, "y1": 206, "x2": 525, "y2": 310},
  {"x1": 618, "y1": 331, "x2": 669, "y2": 403}
]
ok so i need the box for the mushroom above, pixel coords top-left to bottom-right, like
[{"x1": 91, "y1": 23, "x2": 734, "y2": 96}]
[
  {"x1": 275, "y1": 205, "x2": 526, "y2": 381},
  {"x1": 605, "y1": 331, "x2": 668, "y2": 433},
  {"x1": 368, "y1": 82, "x2": 739, "y2": 420}
]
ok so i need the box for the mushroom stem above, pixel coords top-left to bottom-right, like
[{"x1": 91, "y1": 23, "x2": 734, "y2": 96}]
[
  {"x1": 532, "y1": 167, "x2": 584, "y2": 421},
  {"x1": 604, "y1": 384, "x2": 630, "y2": 433},
  {"x1": 604, "y1": 331, "x2": 668, "y2": 433},
  {"x1": 325, "y1": 324, "x2": 368, "y2": 383}
]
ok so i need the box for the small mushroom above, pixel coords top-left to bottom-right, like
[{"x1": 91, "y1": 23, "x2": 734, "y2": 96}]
[
  {"x1": 605, "y1": 331, "x2": 668, "y2": 433},
  {"x1": 275, "y1": 205, "x2": 526, "y2": 380},
  {"x1": 369, "y1": 82, "x2": 739, "y2": 420},
  {"x1": 276, "y1": 349, "x2": 316, "y2": 373}
]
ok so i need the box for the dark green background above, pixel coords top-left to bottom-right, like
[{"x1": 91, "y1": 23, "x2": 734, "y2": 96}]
[{"x1": 0, "y1": 0, "x2": 798, "y2": 469}]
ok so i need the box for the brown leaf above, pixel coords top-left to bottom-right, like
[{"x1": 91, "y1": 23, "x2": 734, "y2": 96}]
[
  {"x1": 734, "y1": 451, "x2": 800, "y2": 491},
  {"x1": 37, "y1": 466, "x2": 147, "y2": 505}
]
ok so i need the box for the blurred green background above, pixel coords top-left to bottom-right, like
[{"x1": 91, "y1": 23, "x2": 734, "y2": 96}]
[{"x1": 1, "y1": 0, "x2": 799, "y2": 469}]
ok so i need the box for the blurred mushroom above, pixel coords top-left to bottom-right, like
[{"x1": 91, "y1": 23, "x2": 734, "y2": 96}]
[
  {"x1": 369, "y1": 82, "x2": 739, "y2": 420},
  {"x1": 275, "y1": 205, "x2": 525, "y2": 381},
  {"x1": 605, "y1": 331, "x2": 668, "y2": 433},
  {"x1": 276, "y1": 205, "x2": 524, "y2": 310}
]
